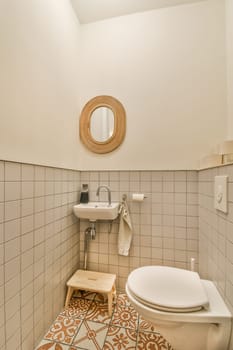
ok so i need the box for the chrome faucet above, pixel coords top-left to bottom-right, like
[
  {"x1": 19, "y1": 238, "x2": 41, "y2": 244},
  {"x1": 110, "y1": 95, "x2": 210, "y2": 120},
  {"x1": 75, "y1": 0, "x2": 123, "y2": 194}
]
[{"x1": 96, "y1": 185, "x2": 111, "y2": 206}]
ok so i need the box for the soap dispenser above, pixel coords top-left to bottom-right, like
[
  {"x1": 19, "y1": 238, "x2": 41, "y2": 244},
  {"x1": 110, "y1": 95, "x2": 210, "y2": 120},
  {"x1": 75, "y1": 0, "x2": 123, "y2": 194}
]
[{"x1": 80, "y1": 184, "x2": 89, "y2": 203}]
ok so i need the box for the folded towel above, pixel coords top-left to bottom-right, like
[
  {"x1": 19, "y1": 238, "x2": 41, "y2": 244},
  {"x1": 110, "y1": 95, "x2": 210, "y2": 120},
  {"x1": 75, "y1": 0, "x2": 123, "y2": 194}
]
[{"x1": 118, "y1": 200, "x2": 133, "y2": 256}]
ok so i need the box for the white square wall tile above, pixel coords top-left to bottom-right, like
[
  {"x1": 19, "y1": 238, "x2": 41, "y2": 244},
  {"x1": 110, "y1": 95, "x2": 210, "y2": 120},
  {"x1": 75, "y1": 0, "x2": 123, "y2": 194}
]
[
  {"x1": 0, "y1": 162, "x2": 4, "y2": 181},
  {"x1": 21, "y1": 182, "x2": 34, "y2": 199},
  {"x1": 5, "y1": 162, "x2": 21, "y2": 181},
  {"x1": 0, "y1": 224, "x2": 3, "y2": 244},
  {"x1": 21, "y1": 249, "x2": 34, "y2": 271},
  {"x1": 4, "y1": 219, "x2": 20, "y2": 241},
  {"x1": 174, "y1": 171, "x2": 187, "y2": 181},
  {"x1": 35, "y1": 182, "x2": 45, "y2": 197},
  {"x1": 22, "y1": 164, "x2": 34, "y2": 181},
  {"x1": 21, "y1": 198, "x2": 34, "y2": 217},
  {"x1": 21, "y1": 265, "x2": 34, "y2": 288},
  {"x1": 109, "y1": 171, "x2": 120, "y2": 181},
  {"x1": 5, "y1": 293, "x2": 20, "y2": 321},
  {"x1": 119, "y1": 171, "x2": 129, "y2": 181},
  {"x1": 175, "y1": 216, "x2": 186, "y2": 228},
  {"x1": 0, "y1": 325, "x2": 5, "y2": 349},
  {"x1": 174, "y1": 193, "x2": 186, "y2": 204},
  {"x1": 45, "y1": 167, "x2": 54, "y2": 181},
  {"x1": 21, "y1": 282, "x2": 33, "y2": 307},
  {"x1": 21, "y1": 215, "x2": 34, "y2": 235},
  {"x1": 0, "y1": 305, "x2": 4, "y2": 328},
  {"x1": 21, "y1": 231, "x2": 34, "y2": 253},
  {"x1": 187, "y1": 171, "x2": 198, "y2": 181},
  {"x1": 175, "y1": 182, "x2": 187, "y2": 193},
  {"x1": 152, "y1": 182, "x2": 162, "y2": 192},
  {"x1": 163, "y1": 171, "x2": 174, "y2": 181},
  {"x1": 5, "y1": 237, "x2": 20, "y2": 262},
  {"x1": 35, "y1": 166, "x2": 45, "y2": 181},
  {"x1": 163, "y1": 249, "x2": 174, "y2": 260},
  {"x1": 0, "y1": 244, "x2": 3, "y2": 265},
  {"x1": 21, "y1": 314, "x2": 33, "y2": 342},
  {"x1": 140, "y1": 181, "x2": 151, "y2": 192},
  {"x1": 151, "y1": 171, "x2": 163, "y2": 181},
  {"x1": 0, "y1": 183, "x2": 4, "y2": 202},
  {"x1": 140, "y1": 171, "x2": 151, "y2": 182},
  {"x1": 130, "y1": 171, "x2": 140, "y2": 182},
  {"x1": 163, "y1": 182, "x2": 174, "y2": 193},
  {"x1": 187, "y1": 181, "x2": 198, "y2": 193},
  {"x1": 163, "y1": 193, "x2": 174, "y2": 204},
  {"x1": 0, "y1": 266, "x2": 3, "y2": 287},
  {"x1": 4, "y1": 201, "x2": 20, "y2": 221},
  {"x1": 5, "y1": 182, "x2": 21, "y2": 201},
  {"x1": 175, "y1": 250, "x2": 187, "y2": 262},
  {"x1": 5, "y1": 256, "x2": 20, "y2": 282},
  {"x1": 5, "y1": 310, "x2": 20, "y2": 339},
  {"x1": 0, "y1": 204, "x2": 4, "y2": 223}
]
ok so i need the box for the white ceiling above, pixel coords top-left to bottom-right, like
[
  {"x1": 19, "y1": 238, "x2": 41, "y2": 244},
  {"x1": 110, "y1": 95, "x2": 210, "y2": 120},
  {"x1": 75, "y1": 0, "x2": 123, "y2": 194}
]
[{"x1": 71, "y1": 0, "x2": 206, "y2": 24}]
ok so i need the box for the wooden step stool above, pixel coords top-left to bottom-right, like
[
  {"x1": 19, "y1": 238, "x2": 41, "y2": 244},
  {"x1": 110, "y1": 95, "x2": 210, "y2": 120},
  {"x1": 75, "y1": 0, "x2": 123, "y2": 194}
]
[{"x1": 65, "y1": 269, "x2": 117, "y2": 316}]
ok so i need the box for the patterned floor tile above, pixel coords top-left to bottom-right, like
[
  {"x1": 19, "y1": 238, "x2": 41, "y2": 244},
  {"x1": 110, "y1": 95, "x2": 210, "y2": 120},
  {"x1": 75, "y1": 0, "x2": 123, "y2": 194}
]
[
  {"x1": 72, "y1": 320, "x2": 108, "y2": 349},
  {"x1": 35, "y1": 339, "x2": 70, "y2": 349},
  {"x1": 85, "y1": 300, "x2": 112, "y2": 324},
  {"x1": 111, "y1": 304, "x2": 138, "y2": 330},
  {"x1": 36, "y1": 289, "x2": 174, "y2": 350},
  {"x1": 137, "y1": 332, "x2": 173, "y2": 350},
  {"x1": 115, "y1": 293, "x2": 132, "y2": 308},
  {"x1": 103, "y1": 325, "x2": 137, "y2": 350},
  {"x1": 138, "y1": 316, "x2": 158, "y2": 333},
  {"x1": 61, "y1": 298, "x2": 92, "y2": 319},
  {"x1": 94, "y1": 292, "x2": 108, "y2": 303},
  {"x1": 44, "y1": 315, "x2": 82, "y2": 345},
  {"x1": 73, "y1": 290, "x2": 97, "y2": 300}
]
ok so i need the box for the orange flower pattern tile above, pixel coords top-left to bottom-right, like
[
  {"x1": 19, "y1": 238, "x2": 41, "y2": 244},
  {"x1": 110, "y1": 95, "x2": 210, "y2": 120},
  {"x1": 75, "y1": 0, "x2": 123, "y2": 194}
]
[
  {"x1": 35, "y1": 292, "x2": 174, "y2": 350},
  {"x1": 111, "y1": 304, "x2": 138, "y2": 329},
  {"x1": 116, "y1": 293, "x2": 131, "y2": 308},
  {"x1": 137, "y1": 332, "x2": 173, "y2": 350},
  {"x1": 86, "y1": 300, "x2": 112, "y2": 324},
  {"x1": 138, "y1": 316, "x2": 157, "y2": 333},
  {"x1": 103, "y1": 326, "x2": 137, "y2": 350},
  {"x1": 61, "y1": 297, "x2": 92, "y2": 319},
  {"x1": 73, "y1": 320, "x2": 108, "y2": 349},
  {"x1": 44, "y1": 315, "x2": 81, "y2": 345}
]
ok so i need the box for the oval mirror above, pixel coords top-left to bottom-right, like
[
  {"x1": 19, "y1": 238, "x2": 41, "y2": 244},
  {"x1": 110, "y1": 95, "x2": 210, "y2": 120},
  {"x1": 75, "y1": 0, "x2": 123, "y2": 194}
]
[
  {"x1": 90, "y1": 106, "x2": 114, "y2": 142},
  {"x1": 80, "y1": 95, "x2": 126, "y2": 154}
]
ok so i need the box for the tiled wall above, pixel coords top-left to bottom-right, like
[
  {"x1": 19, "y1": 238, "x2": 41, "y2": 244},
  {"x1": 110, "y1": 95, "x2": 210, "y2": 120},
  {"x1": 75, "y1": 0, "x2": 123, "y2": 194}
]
[
  {"x1": 0, "y1": 161, "x2": 80, "y2": 350},
  {"x1": 79, "y1": 170, "x2": 199, "y2": 290},
  {"x1": 199, "y1": 164, "x2": 233, "y2": 317},
  {"x1": 5, "y1": 164, "x2": 229, "y2": 349}
]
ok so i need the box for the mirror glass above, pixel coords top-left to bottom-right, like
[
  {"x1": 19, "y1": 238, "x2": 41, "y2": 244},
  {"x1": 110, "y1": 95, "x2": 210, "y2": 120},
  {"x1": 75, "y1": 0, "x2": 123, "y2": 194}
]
[
  {"x1": 90, "y1": 107, "x2": 114, "y2": 142},
  {"x1": 80, "y1": 95, "x2": 126, "y2": 154}
]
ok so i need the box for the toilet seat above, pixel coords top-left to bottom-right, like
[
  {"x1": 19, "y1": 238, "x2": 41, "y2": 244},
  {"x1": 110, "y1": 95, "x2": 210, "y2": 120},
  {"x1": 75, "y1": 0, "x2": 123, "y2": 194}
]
[{"x1": 127, "y1": 266, "x2": 209, "y2": 313}]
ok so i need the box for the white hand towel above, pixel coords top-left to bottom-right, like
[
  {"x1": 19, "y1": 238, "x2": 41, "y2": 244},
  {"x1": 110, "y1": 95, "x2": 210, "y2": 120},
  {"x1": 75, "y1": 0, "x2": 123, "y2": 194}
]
[{"x1": 118, "y1": 201, "x2": 133, "y2": 256}]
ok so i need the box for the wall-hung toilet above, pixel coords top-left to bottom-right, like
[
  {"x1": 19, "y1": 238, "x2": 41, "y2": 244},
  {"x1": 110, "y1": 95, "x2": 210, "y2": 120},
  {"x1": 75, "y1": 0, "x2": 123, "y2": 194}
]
[{"x1": 126, "y1": 266, "x2": 232, "y2": 350}]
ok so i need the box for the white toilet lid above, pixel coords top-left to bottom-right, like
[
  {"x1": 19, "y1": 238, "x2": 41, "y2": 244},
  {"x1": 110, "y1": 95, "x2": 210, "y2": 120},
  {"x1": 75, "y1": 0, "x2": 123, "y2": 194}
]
[{"x1": 127, "y1": 266, "x2": 209, "y2": 312}]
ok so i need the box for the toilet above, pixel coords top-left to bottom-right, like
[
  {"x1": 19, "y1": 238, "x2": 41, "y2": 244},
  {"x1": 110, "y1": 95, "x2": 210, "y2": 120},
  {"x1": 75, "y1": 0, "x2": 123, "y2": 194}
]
[{"x1": 126, "y1": 266, "x2": 232, "y2": 350}]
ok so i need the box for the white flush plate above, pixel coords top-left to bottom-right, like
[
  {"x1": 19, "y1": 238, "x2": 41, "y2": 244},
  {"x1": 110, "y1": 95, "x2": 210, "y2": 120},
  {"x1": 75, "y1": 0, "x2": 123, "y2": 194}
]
[{"x1": 214, "y1": 176, "x2": 228, "y2": 213}]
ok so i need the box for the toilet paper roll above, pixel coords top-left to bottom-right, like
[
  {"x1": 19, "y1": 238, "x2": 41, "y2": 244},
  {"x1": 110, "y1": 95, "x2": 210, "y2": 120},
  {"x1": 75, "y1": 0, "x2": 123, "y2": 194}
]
[{"x1": 132, "y1": 193, "x2": 144, "y2": 202}]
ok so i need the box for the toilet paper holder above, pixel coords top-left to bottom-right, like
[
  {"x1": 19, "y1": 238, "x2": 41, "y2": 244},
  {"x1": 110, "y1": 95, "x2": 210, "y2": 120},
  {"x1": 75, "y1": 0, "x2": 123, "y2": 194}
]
[{"x1": 122, "y1": 193, "x2": 147, "y2": 202}]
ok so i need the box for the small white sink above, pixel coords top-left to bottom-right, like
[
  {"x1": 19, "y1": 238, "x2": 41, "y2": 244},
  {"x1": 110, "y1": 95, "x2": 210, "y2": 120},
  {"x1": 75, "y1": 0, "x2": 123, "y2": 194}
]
[{"x1": 73, "y1": 202, "x2": 120, "y2": 221}]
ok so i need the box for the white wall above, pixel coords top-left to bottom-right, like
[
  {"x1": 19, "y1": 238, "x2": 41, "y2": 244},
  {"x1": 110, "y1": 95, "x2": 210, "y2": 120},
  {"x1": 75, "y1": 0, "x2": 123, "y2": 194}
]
[
  {"x1": 0, "y1": 0, "x2": 81, "y2": 169},
  {"x1": 0, "y1": 0, "x2": 227, "y2": 171},
  {"x1": 226, "y1": 0, "x2": 233, "y2": 139},
  {"x1": 78, "y1": 0, "x2": 227, "y2": 170}
]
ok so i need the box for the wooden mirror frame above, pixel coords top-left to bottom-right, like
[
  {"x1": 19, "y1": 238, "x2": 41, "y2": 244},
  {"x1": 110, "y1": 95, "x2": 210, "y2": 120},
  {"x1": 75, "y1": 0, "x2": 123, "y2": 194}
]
[{"x1": 79, "y1": 95, "x2": 126, "y2": 154}]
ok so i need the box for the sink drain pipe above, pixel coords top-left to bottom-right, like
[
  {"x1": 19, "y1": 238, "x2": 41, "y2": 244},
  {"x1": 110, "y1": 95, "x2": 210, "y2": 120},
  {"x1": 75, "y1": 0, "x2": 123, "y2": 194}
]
[{"x1": 84, "y1": 222, "x2": 96, "y2": 270}]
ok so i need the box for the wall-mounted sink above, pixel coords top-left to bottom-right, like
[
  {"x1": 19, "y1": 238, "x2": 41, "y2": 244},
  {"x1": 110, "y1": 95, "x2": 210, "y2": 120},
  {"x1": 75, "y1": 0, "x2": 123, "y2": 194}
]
[{"x1": 73, "y1": 202, "x2": 120, "y2": 221}]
